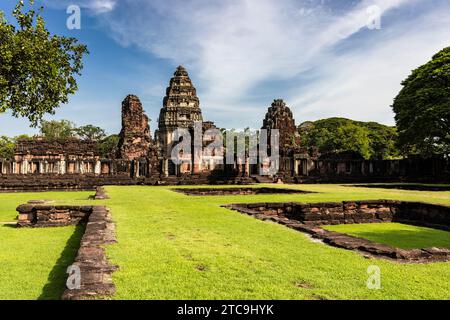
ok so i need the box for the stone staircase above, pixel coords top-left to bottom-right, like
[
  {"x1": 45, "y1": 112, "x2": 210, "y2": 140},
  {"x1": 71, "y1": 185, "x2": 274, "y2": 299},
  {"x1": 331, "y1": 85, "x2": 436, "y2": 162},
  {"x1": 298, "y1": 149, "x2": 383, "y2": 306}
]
[{"x1": 251, "y1": 175, "x2": 275, "y2": 184}]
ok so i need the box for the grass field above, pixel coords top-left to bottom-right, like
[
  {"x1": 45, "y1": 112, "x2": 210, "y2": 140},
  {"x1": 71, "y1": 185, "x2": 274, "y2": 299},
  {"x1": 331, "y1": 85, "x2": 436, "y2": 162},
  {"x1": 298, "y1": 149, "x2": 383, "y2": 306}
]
[
  {"x1": 324, "y1": 223, "x2": 450, "y2": 249},
  {"x1": 0, "y1": 191, "x2": 92, "y2": 300},
  {"x1": 0, "y1": 225, "x2": 84, "y2": 300},
  {"x1": 103, "y1": 184, "x2": 450, "y2": 300},
  {"x1": 0, "y1": 184, "x2": 449, "y2": 300}
]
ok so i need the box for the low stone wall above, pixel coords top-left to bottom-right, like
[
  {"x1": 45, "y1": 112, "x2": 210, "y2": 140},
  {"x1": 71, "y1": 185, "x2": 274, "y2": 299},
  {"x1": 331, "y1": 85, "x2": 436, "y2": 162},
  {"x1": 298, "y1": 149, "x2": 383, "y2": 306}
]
[
  {"x1": 0, "y1": 173, "x2": 257, "y2": 192},
  {"x1": 93, "y1": 186, "x2": 109, "y2": 200},
  {"x1": 0, "y1": 174, "x2": 136, "y2": 192},
  {"x1": 16, "y1": 203, "x2": 118, "y2": 299},
  {"x1": 224, "y1": 200, "x2": 450, "y2": 262},
  {"x1": 225, "y1": 200, "x2": 450, "y2": 229},
  {"x1": 62, "y1": 206, "x2": 118, "y2": 300},
  {"x1": 17, "y1": 204, "x2": 92, "y2": 228},
  {"x1": 174, "y1": 187, "x2": 313, "y2": 196},
  {"x1": 351, "y1": 184, "x2": 450, "y2": 192},
  {"x1": 271, "y1": 216, "x2": 449, "y2": 262}
]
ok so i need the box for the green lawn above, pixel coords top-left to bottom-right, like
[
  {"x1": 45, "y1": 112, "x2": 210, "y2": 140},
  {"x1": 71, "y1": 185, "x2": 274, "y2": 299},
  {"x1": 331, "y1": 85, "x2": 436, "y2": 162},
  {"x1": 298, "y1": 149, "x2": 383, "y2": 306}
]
[
  {"x1": 0, "y1": 224, "x2": 84, "y2": 300},
  {"x1": 0, "y1": 184, "x2": 449, "y2": 300},
  {"x1": 103, "y1": 184, "x2": 450, "y2": 300},
  {"x1": 323, "y1": 223, "x2": 450, "y2": 249},
  {"x1": 0, "y1": 191, "x2": 93, "y2": 300}
]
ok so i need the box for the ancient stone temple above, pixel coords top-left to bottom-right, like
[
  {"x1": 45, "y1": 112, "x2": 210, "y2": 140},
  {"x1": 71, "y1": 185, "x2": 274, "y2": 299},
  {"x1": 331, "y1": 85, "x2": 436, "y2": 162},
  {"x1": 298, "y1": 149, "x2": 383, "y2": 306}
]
[
  {"x1": 1, "y1": 66, "x2": 448, "y2": 186},
  {"x1": 262, "y1": 99, "x2": 311, "y2": 177},
  {"x1": 156, "y1": 66, "x2": 219, "y2": 176}
]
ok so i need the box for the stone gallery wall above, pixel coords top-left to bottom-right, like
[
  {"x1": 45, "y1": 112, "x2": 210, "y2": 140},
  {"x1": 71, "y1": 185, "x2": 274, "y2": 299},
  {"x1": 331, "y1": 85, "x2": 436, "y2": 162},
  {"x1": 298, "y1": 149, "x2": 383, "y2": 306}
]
[{"x1": 226, "y1": 200, "x2": 450, "y2": 229}]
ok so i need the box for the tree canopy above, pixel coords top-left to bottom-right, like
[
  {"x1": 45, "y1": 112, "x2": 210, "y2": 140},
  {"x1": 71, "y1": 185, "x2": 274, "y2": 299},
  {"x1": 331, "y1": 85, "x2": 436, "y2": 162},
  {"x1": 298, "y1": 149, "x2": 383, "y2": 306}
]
[
  {"x1": 98, "y1": 134, "x2": 120, "y2": 158},
  {"x1": 0, "y1": 136, "x2": 16, "y2": 159},
  {"x1": 75, "y1": 125, "x2": 106, "y2": 141},
  {"x1": 392, "y1": 46, "x2": 450, "y2": 157},
  {"x1": 299, "y1": 118, "x2": 399, "y2": 160},
  {"x1": 0, "y1": 120, "x2": 117, "y2": 158},
  {"x1": 39, "y1": 119, "x2": 76, "y2": 140},
  {"x1": 0, "y1": 0, "x2": 88, "y2": 126}
]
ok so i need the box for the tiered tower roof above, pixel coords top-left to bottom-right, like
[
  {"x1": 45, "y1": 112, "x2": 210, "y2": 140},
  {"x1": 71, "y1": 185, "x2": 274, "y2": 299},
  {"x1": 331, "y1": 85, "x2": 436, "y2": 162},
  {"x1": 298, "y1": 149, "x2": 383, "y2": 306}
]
[{"x1": 159, "y1": 66, "x2": 203, "y2": 130}]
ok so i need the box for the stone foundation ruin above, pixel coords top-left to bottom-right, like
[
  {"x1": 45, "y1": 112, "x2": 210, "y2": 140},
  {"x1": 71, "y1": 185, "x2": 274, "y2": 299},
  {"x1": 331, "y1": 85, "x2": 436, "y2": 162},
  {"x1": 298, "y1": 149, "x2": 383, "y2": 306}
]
[
  {"x1": 224, "y1": 200, "x2": 450, "y2": 262},
  {"x1": 16, "y1": 203, "x2": 117, "y2": 299}
]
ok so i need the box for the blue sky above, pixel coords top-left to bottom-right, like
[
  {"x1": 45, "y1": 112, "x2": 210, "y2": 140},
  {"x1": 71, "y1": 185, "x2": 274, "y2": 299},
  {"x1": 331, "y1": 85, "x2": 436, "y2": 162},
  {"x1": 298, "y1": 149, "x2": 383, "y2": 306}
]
[{"x1": 0, "y1": 0, "x2": 449, "y2": 136}]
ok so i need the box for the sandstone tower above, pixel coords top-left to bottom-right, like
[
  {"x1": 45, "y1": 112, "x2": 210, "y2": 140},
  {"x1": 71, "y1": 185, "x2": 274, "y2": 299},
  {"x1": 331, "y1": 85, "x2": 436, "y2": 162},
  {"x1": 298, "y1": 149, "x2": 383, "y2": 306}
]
[
  {"x1": 117, "y1": 95, "x2": 153, "y2": 160},
  {"x1": 262, "y1": 99, "x2": 303, "y2": 176},
  {"x1": 157, "y1": 66, "x2": 205, "y2": 175},
  {"x1": 262, "y1": 99, "x2": 301, "y2": 150}
]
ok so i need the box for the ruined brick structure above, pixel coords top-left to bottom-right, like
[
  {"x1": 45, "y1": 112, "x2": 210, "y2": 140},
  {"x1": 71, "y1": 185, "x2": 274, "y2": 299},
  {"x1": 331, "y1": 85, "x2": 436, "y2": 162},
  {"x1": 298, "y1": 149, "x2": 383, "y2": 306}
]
[
  {"x1": 117, "y1": 95, "x2": 160, "y2": 178},
  {"x1": 117, "y1": 95, "x2": 153, "y2": 160}
]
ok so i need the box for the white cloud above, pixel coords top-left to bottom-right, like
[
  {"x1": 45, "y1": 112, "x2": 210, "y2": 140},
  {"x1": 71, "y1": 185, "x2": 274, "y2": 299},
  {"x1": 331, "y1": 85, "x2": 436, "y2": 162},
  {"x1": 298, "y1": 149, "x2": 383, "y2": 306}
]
[
  {"x1": 88, "y1": 0, "x2": 117, "y2": 13},
  {"x1": 92, "y1": 0, "x2": 450, "y2": 128},
  {"x1": 23, "y1": 0, "x2": 450, "y2": 130},
  {"x1": 43, "y1": 0, "x2": 117, "y2": 14},
  {"x1": 291, "y1": 7, "x2": 450, "y2": 125}
]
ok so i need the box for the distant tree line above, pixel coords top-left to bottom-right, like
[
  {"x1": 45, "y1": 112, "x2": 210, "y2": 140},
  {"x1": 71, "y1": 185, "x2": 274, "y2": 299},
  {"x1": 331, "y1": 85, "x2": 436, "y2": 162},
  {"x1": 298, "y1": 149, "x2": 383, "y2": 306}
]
[
  {"x1": 298, "y1": 118, "x2": 400, "y2": 160},
  {"x1": 0, "y1": 119, "x2": 119, "y2": 159}
]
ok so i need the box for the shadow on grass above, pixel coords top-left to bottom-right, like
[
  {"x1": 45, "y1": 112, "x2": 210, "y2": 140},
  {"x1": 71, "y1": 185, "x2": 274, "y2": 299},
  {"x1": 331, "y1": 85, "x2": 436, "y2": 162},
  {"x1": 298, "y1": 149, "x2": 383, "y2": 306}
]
[
  {"x1": 344, "y1": 228, "x2": 450, "y2": 249},
  {"x1": 0, "y1": 223, "x2": 17, "y2": 228},
  {"x1": 38, "y1": 224, "x2": 85, "y2": 300}
]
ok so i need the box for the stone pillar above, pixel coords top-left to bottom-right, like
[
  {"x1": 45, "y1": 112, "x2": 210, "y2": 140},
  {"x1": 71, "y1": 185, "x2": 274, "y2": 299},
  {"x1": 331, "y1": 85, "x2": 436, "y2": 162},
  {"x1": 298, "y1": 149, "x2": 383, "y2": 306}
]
[
  {"x1": 163, "y1": 159, "x2": 169, "y2": 177},
  {"x1": 135, "y1": 161, "x2": 140, "y2": 178},
  {"x1": 94, "y1": 161, "x2": 101, "y2": 175},
  {"x1": 22, "y1": 161, "x2": 27, "y2": 174},
  {"x1": 245, "y1": 157, "x2": 250, "y2": 177},
  {"x1": 60, "y1": 160, "x2": 66, "y2": 175}
]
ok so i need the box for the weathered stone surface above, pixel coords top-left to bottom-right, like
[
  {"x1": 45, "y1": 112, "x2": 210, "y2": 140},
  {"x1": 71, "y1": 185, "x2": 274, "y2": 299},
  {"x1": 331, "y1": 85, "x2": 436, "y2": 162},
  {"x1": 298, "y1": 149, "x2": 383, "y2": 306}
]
[
  {"x1": 62, "y1": 206, "x2": 118, "y2": 300},
  {"x1": 117, "y1": 95, "x2": 153, "y2": 160},
  {"x1": 94, "y1": 186, "x2": 109, "y2": 200},
  {"x1": 16, "y1": 204, "x2": 92, "y2": 228}
]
